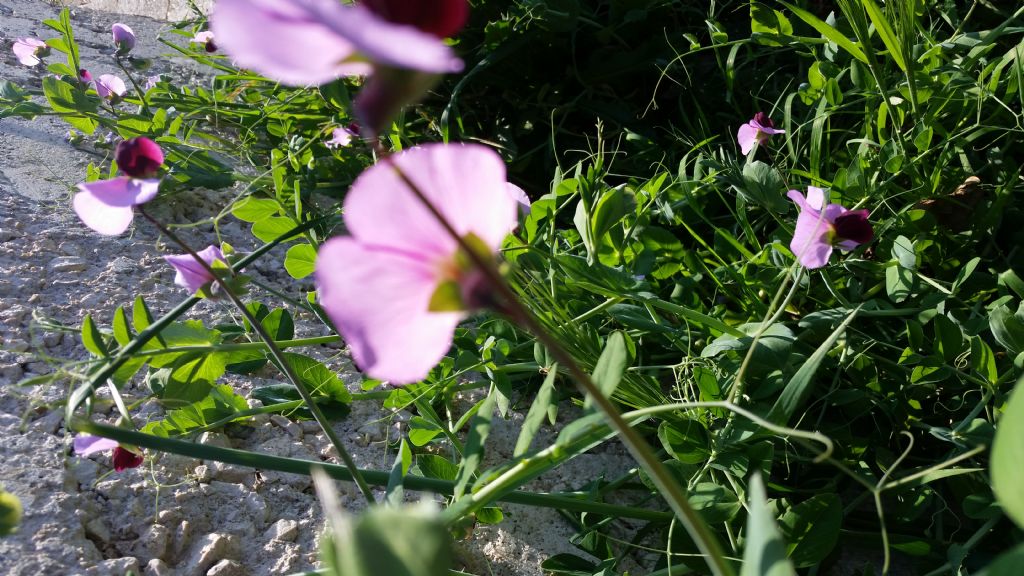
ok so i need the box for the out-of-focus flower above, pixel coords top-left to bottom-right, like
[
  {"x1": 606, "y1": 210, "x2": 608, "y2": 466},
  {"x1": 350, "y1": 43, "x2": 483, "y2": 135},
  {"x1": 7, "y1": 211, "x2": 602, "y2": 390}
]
[
  {"x1": 788, "y1": 186, "x2": 873, "y2": 269},
  {"x1": 316, "y1": 143, "x2": 519, "y2": 384},
  {"x1": 95, "y1": 74, "x2": 127, "y2": 102},
  {"x1": 211, "y1": 0, "x2": 464, "y2": 135},
  {"x1": 507, "y1": 183, "x2": 531, "y2": 216},
  {"x1": 112, "y1": 23, "x2": 136, "y2": 55},
  {"x1": 737, "y1": 112, "x2": 784, "y2": 155},
  {"x1": 325, "y1": 126, "x2": 354, "y2": 149},
  {"x1": 163, "y1": 245, "x2": 227, "y2": 294},
  {"x1": 73, "y1": 434, "x2": 144, "y2": 472},
  {"x1": 144, "y1": 75, "x2": 162, "y2": 90},
  {"x1": 73, "y1": 137, "x2": 164, "y2": 235},
  {"x1": 12, "y1": 37, "x2": 49, "y2": 67},
  {"x1": 192, "y1": 30, "x2": 217, "y2": 52},
  {"x1": 79, "y1": 68, "x2": 93, "y2": 84}
]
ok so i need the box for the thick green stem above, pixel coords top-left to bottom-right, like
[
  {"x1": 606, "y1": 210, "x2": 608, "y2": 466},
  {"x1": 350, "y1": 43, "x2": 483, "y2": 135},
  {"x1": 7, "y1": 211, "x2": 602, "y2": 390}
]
[{"x1": 138, "y1": 208, "x2": 376, "y2": 505}]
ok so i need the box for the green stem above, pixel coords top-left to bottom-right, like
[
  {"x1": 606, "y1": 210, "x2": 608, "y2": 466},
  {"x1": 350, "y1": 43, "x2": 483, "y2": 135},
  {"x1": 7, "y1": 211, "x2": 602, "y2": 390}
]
[
  {"x1": 138, "y1": 208, "x2": 376, "y2": 505},
  {"x1": 115, "y1": 56, "x2": 150, "y2": 112}
]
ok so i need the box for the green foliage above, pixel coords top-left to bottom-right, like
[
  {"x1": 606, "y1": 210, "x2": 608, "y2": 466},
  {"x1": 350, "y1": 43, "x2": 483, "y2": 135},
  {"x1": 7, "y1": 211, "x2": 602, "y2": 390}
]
[
  {"x1": 323, "y1": 505, "x2": 452, "y2": 576},
  {"x1": 992, "y1": 377, "x2": 1024, "y2": 530},
  {"x1": 0, "y1": 488, "x2": 22, "y2": 537}
]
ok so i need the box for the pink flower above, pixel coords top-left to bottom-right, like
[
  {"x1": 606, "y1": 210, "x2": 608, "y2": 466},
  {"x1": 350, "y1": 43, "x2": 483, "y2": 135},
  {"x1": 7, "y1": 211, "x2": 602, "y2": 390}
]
[
  {"x1": 507, "y1": 183, "x2": 531, "y2": 216},
  {"x1": 325, "y1": 126, "x2": 354, "y2": 149},
  {"x1": 73, "y1": 137, "x2": 164, "y2": 236},
  {"x1": 192, "y1": 30, "x2": 217, "y2": 52},
  {"x1": 79, "y1": 68, "x2": 93, "y2": 84},
  {"x1": 144, "y1": 75, "x2": 161, "y2": 90},
  {"x1": 163, "y1": 245, "x2": 226, "y2": 294},
  {"x1": 12, "y1": 37, "x2": 49, "y2": 66},
  {"x1": 315, "y1": 143, "x2": 519, "y2": 384},
  {"x1": 788, "y1": 186, "x2": 873, "y2": 269},
  {"x1": 112, "y1": 23, "x2": 136, "y2": 55},
  {"x1": 73, "y1": 434, "x2": 144, "y2": 472},
  {"x1": 737, "y1": 112, "x2": 785, "y2": 155},
  {"x1": 95, "y1": 74, "x2": 127, "y2": 102}
]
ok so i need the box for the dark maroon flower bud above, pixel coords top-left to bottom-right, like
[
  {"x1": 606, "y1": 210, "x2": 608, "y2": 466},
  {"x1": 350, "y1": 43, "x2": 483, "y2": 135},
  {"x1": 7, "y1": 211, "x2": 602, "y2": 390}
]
[
  {"x1": 363, "y1": 0, "x2": 469, "y2": 38},
  {"x1": 753, "y1": 111, "x2": 775, "y2": 129},
  {"x1": 354, "y1": 68, "x2": 441, "y2": 139},
  {"x1": 111, "y1": 447, "x2": 144, "y2": 471},
  {"x1": 115, "y1": 137, "x2": 164, "y2": 179},
  {"x1": 833, "y1": 209, "x2": 874, "y2": 244},
  {"x1": 79, "y1": 68, "x2": 93, "y2": 83},
  {"x1": 205, "y1": 39, "x2": 217, "y2": 53}
]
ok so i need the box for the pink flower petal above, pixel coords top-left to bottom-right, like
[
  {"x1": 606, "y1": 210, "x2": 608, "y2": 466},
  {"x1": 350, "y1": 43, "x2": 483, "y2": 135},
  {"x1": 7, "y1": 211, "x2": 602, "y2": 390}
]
[
  {"x1": 325, "y1": 126, "x2": 354, "y2": 149},
  {"x1": 112, "y1": 23, "x2": 136, "y2": 53},
  {"x1": 211, "y1": 0, "x2": 370, "y2": 86},
  {"x1": 163, "y1": 245, "x2": 225, "y2": 293},
  {"x1": 73, "y1": 188, "x2": 135, "y2": 236},
  {"x1": 737, "y1": 123, "x2": 759, "y2": 155},
  {"x1": 193, "y1": 31, "x2": 215, "y2": 44},
  {"x1": 507, "y1": 183, "x2": 531, "y2": 215},
  {"x1": 73, "y1": 435, "x2": 119, "y2": 456},
  {"x1": 316, "y1": 237, "x2": 463, "y2": 384},
  {"x1": 805, "y1": 186, "x2": 827, "y2": 211},
  {"x1": 13, "y1": 37, "x2": 47, "y2": 66},
  {"x1": 77, "y1": 177, "x2": 160, "y2": 207},
  {"x1": 790, "y1": 208, "x2": 834, "y2": 269},
  {"x1": 96, "y1": 74, "x2": 127, "y2": 99},
  {"x1": 344, "y1": 143, "x2": 518, "y2": 258}
]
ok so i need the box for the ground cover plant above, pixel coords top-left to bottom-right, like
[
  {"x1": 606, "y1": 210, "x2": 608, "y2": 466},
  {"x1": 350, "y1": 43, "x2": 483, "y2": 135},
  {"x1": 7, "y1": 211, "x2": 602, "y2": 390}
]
[{"x1": 3, "y1": 0, "x2": 1024, "y2": 574}]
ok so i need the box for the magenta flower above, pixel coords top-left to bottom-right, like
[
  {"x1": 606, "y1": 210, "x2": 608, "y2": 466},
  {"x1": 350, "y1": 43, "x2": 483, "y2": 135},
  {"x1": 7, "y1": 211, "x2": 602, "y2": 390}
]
[
  {"x1": 95, "y1": 74, "x2": 127, "y2": 102},
  {"x1": 112, "y1": 23, "x2": 136, "y2": 55},
  {"x1": 737, "y1": 112, "x2": 785, "y2": 155},
  {"x1": 788, "y1": 186, "x2": 873, "y2": 269},
  {"x1": 74, "y1": 434, "x2": 144, "y2": 472},
  {"x1": 12, "y1": 37, "x2": 49, "y2": 66},
  {"x1": 73, "y1": 137, "x2": 164, "y2": 236},
  {"x1": 325, "y1": 126, "x2": 354, "y2": 149},
  {"x1": 163, "y1": 245, "x2": 227, "y2": 294},
  {"x1": 79, "y1": 68, "x2": 93, "y2": 84},
  {"x1": 192, "y1": 30, "x2": 217, "y2": 52},
  {"x1": 316, "y1": 144, "x2": 519, "y2": 384}
]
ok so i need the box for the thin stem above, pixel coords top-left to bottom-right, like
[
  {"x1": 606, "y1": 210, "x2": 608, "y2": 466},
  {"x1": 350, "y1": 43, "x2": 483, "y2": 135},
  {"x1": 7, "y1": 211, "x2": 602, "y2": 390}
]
[
  {"x1": 115, "y1": 56, "x2": 150, "y2": 112},
  {"x1": 138, "y1": 208, "x2": 376, "y2": 505},
  {"x1": 374, "y1": 147, "x2": 733, "y2": 576}
]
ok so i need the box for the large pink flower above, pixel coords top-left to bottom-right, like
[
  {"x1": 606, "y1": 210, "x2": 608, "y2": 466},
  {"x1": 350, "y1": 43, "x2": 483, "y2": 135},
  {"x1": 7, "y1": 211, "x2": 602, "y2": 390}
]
[
  {"x1": 12, "y1": 37, "x2": 49, "y2": 67},
  {"x1": 95, "y1": 74, "x2": 127, "y2": 102},
  {"x1": 73, "y1": 137, "x2": 164, "y2": 236},
  {"x1": 788, "y1": 187, "x2": 873, "y2": 269},
  {"x1": 211, "y1": 0, "x2": 463, "y2": 86},
  {"x1": 737, "y1": 112, "x2": 784, "y2": 155},
  {"x1": 112, "y1": 23, "x2": 136, "y2": 55},
  {"x1": 315, "y1": 144, "x2": 519, "y2": 384}
]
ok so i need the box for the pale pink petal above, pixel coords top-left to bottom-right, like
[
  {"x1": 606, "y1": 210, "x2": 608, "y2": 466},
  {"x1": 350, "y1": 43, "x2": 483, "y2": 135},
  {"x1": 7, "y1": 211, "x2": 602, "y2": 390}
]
[
  {"x1": 836, "y1": 239, "x2": 860, "y2": 251},
  {"x1": 73, "y1": 183, "x2": 135, "y2": 236},
  {"x1": 77, "y1": 177, "x2": 159, "y2": 207},
  {"x1": 790, "y1": 208, "x2": 833, "y2": 269},
  {"x1": 316, "y1": 237, "x2": 463, "y2": 384},
  {"x1": 760, "y1": 126, "x2": 785, "y2": 135},
  {"x1": 737, "y1": 123, "x2": 758, "y2": 155},
  {"x1": 211, "y1": 0, "x2": 371, "y2": 86},
  {"x1": 805, "y1": 186, "x2": 826, "y2": 211},
  {"x1": 164, "y1": 245, "x2": 224, "y2": 293},
  {"x1": 786, "y1": 189, "x2": 810, "y2": 212},
  {"x1": 318, "y1": 4, "x2": 463, "y2": 73},
  {"x1": 325, "y1": 127, "x2": 353, "y2": 149},
  {"x1": 96, "y1": 74, "x2": 127, "y2": 99},
  {"x1": 507, "y1": 183, "x2": 531, "y2": 215},
  {"x1": 192, "y1": 31, "x2": 215, "y2": 44},
  {"x1": 13, "y1": 38, "x2": 47, "y2": 66},
  {"x1": 344, "y1": 143, "x2": 518, "y2": 258},
  {"x1": 73, "y1": 435, "x2": 119, "y2": 456}
]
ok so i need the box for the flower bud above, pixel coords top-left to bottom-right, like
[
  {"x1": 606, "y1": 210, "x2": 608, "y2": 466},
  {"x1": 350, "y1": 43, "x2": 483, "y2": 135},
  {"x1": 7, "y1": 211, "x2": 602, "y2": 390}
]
[
  {"x1": 112, "y1": 23, "x2": 136, "y2": 55},
  {"x1": 362, "y1": 0, "x2": 469, "y2": 38},
  {"x1": 116, "y1": 137, "x2": 164, "y2": 179}
]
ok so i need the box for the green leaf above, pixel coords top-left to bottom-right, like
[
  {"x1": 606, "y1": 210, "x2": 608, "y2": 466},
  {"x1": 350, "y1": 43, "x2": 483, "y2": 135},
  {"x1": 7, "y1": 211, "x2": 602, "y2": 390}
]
[
  {"x1": 112, "y1": 306, "x2": 133, "y2": 347},
  {"x1": 989, "y1": 304, "x2": 1024, "y2": 356},
  {"x1": 454, "y1": 388, "x2": 496, "y2": 499},
  {"x1": 701, "y1": 322, "x2": 794, "y2": 372},
  {"x1": 689, "y1": 482, "x2": 742, "y2": 524},
  {"x1": 751, "y1": 1, "x2": 794, "y2": 46},
  {"x1": 284, "y1": 243, "x2": 317, "y2": 279},
  {"x1": 860, "y1": 0, "x2": 908, "y2": 73},
  {"x1": 778, "y1": 493, "x2": 842, "y2": 567},
  {"x1": 262, "y1": 308, "x2": 295, "y2": 341},
  {"x1": 328, "y1": 505, "x2": 452, "y2": 576},
  {"x1": 768, "y1": 307, "x2": 860, "y2": 425},
  {"x1": 252, "y1": 216, "x2": 300, "y2": 243},
  {"x1": 584, "y1": 331, "x2": 630, "y2": 411},
  {"x1": 133, "y1": 295, "x2": 154, "y2": 332},
  {"x1": 658, "y1": 419, "x2": 711, "y2": 465},
  {"x1": 385, "y1": 438, "x2": 412, "y2": 506},
  {"x1": 514, "y1": 366, "x2": 558, "y2": 457},
  {"x1": 992, "y1": 377, "x2": 1024, "y2": 530},
  {"x1": 779, "y1": 1, "x2": 868, "y2": 64},
  {"x1": 738, "y1": 161, "x2": 788, "y2": 212},
  {"x1": 41, "y1": 76, "x2": 98, "y2": 134},
  {"x1": 143, "y1": 384, "x2": 249, "y2": 436},
  {"x1": 231, "y1": 193, "x2": 280, "y2": 220},
  {"x1": 983, "y1": 543, "x2": 1024, "y2": 576},
  {"x1": 80, "y1": 314, "x2": 108, "y2": 357},
  {"x1": 971, "y1": 336, "x2": 998, "y2": 385},
  {"x1": 274, "y1": 353, "x2": 352, "y2": 404},
  {"x1": 250, "y1": 383, "x2": 350, "y2": 420},
  {"x1": 0, "y1": 488, "x2": 22, "y2": 537},
  {"x1": 886, "y1": 264, "x2": 914, "y2": 303},
  {"x1": 408, "y1": 416, "x2": 443, "y2": 446},
  {"x1": 162, "y1": 352, "x2": 230, "y2": 405},
  {"x1": 417, "y1": 454, "x2": 459, "y2": 481},
  {"x1": 740, "y1": 473, "x2": 797, "y2": 576}
]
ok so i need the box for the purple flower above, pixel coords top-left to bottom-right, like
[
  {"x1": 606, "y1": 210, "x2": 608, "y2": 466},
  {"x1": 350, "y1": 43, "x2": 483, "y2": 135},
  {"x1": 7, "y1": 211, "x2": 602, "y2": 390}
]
[
  {"x1": 73, "y1": 137, "x2": 164, "y2": 236},
  {"x1": 95, "y1": 74, "x2": 127, "y2": 102},
  {"x1": 737, "y1": 112, "x2": 785, "y2": 155},
  {"x1": 325, "y1": 126, "x2": 354, "y2": 149},
  {"x1": 315, "y1": 143, "x2": 520, "y2": 384},
  {"x1": 192, "y1": 30, "x2": 217, "y2": 52},
  {"x1": 73, "y1": 434, "x2": 143, "y2": 472},
  {"x1": 163, "y1": 245, "x2": 227, "y2": 294},
  {"x1": 112, "y1": 23, "x2": 136, "y2": 55},
  {"x1": 12, "y1": 37, "x2": 49, "y2": 67},
  {"x1": 144, "y1": 75, "x2": 161, "y2": 90},
  {"x1": 788, "y1": 186, "x2": 873, "y2": 269},
  {"x1": 79, "y1": 68, "x2": 93, "y2": 85}
]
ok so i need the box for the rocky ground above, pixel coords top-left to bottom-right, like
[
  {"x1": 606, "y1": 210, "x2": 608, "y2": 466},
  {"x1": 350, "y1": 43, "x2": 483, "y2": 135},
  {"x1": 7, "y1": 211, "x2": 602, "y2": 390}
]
[{"x1": 0, "y1": 2, "x2": 635, "y2": 575}]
